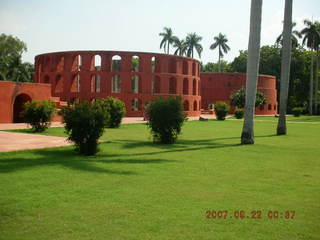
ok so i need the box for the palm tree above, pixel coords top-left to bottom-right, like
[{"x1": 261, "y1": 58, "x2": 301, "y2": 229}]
[
  {"x1": 185, "y1": 33, "x2": 203, "y2": 58},
  {"x1": 241, "y1": 0, "x2": 263, "y2": 145},
  {"x1": 277, "y1": 0, "x2": 293, "y2": 135},
  {"x1": 301, "y1": 19, "x2": 320, "y2": 115},
  {"x1": 172, "y1": 37, "x2": 187, "y2": 56},
  {"x1": 276, "y1": 22, "x2": 302, "y2": 49},
  {"x1": 159, "y1": 27, "x2": 175, "y2": 54},
  {"x1": 210, "y1": 33, "x2": 231, "y2": 72}
]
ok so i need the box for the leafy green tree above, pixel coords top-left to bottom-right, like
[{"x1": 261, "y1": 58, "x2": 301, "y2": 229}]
[
  {"x1": 230, "y1": 87, "x2": 266, "y2": 108},
  {"x1": 277, "y1": 0, "x2": 293, "y2": 135},
  {"x1": 201, "y1": 61, "x2": 232, "y2": 73},
  {"x1": 0, "y1": 34, "x2": 33, "y2": 82},
  {"x1": 210, "y1": 33, "x2": 231, "y2": 72},
  {"x1": 276, "y1": 22, "x2": 302, "y2": 49},
  {"x1": 172, "y1": 36, "x2": 187, "y2": 56},
  {"x1": 159, "y1": 27, "x2": 175, "y2": 54},
  {"x1": 301, "y1": 19, "x2": 320, "y2": 114},
  {"x1": 185, "y1": 33, "x2": 203, "y2": 58},
  {"x1": 241, "y1": 0, "x2": 263, "y2": 145}
]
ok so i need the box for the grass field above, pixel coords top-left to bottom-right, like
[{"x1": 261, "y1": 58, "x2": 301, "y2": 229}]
[{"x1": 1, "y1": 117, "x2": 320, "y2": 239}]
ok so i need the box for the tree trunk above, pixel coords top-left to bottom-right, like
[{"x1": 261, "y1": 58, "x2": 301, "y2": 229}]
[
  {"x1": 218, "y1": 45, "x2": 221, "y2": 73},
  {"x1": 241, "y1": 0, "x2": 263, "y2": 145},
  {"x1": 167, "y1": 41, "x2": 170, "y2": 54},
  {"x1": 309, "y1": 45, "x2": 314, "y2": 115},
  {"x1": 277, "y1": 0, "x2": 293, "y2": 135},
  {"x1": 315, "y1": 52, "x2": 319, "y2": 115}
]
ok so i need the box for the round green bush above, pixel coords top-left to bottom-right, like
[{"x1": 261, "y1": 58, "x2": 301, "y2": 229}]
[
  {"x1": 60, "y1": 101, "x2": 108, "y2": 155},
  {"x1": 21, "y1": 100, "x2": 55, "y2": 132},
  {"x1": 146, "y1": 96, "x2": 186, "y2": 144},
  {"x1": 214, "y1": 101, "x2": 230, "y2": 120},
  {"x1": 96, "y1": 97, "x2": 126, "y2": 128},
  {"x1": 292, "y1": 107, "x2": 304, "y2": 117},
  {"x1": 234, "y1": 108, "x2": 244, "y2": 119}
]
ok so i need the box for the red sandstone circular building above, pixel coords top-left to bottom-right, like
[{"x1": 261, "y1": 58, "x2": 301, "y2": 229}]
[
  {"x1": 200, "y1": 73, "x2": 277, "y2": 115},
  {"x1": 34, "y1": 51, "x2": 202, "y2": 117}
]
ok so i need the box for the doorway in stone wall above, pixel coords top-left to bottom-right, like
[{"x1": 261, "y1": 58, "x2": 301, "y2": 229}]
[{"x1": 13, "y1": 94, "x2": 32, "y2": 123}]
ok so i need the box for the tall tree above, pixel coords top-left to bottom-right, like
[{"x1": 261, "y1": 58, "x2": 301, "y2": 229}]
[
  {"x1": 159, "y1": 27, "x2": 175, "y2": 54},
  {"x1": 301, "y1": 19, "x2": 320, "y2": 115},
  {"x1": 172, "y1": 36, "x2": 187, "y2": 56},
  {"x1": 210, "y1": 33, "x2": 231, "y2": 72},
  {"x1": 276, "y1": 22, "x2": 302, "y2": 49},
  {"x1": 241, "y1": 0, "x2": 263, "y2": 145},
  {"x1": 314, "y1": 21, "x2": 320, "y2": 115},
  {"x1": 0, "y1": 34, "x2": 33, "y2": 82},
  {"x1": 185, "y1": 33, "x2": 203, "y2": 58},
  {"x1": 277, "y1": 0, "x2": 293, "y2": 135}
]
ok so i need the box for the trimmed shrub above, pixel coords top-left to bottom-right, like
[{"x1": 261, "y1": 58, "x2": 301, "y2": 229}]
[
  {"x1": 60, "y1": 101, "x2": 108, "y2": 155},
  {"x1": 292, "y1": 107, "x2": 304, "y2": 117},
  {"x1": 96, "y1": 97, "x2": 126, "y2": 128},
  {"x1": 146, "y1": 96, "x2": 186, "y2": 144},
  {"x1": 214, "y1": 101, "x2": 230, "y2": 120},
  {"x1": 234, "y1": 108, "x2": 244, "y2": 119},
  {"x1": 21, "y1": 100, "x2": 55, "y2": 132}
]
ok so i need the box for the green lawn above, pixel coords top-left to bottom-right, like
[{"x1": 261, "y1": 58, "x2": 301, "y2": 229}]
[{"x1": 1, "y1": 118, "x2": 320, "y2": 239}]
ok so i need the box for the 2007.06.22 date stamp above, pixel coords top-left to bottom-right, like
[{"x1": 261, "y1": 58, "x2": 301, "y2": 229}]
[{"x1": 205, "y1": 210, "x2": 296, "y2": 219}]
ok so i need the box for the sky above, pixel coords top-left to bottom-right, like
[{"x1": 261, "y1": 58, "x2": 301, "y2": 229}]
[{"x1": 0, "y1": 0, "x2": 319, "y2": 65}]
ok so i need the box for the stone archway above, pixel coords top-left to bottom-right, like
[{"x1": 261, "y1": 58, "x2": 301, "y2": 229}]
[{"x1": 13, "y1": 94, "x2": 32, "y2": 123}]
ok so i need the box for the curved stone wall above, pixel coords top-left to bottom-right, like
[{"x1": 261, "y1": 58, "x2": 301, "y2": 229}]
[
  {"x1": 200, "y1": 73, "x2": 277, "y2": 115},
  {"x1": 35, "y1": 51, "x2": 202, "y2": 117}
]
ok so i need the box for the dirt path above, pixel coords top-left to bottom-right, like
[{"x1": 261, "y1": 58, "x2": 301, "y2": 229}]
[{"x1": 0, "y1": 131, "x2": 71, "y2": 152}]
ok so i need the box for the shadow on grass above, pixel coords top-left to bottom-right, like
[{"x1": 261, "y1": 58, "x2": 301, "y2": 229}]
[
  {"x1": 0, "y1": 147, "x2": 175, "y2": 174},
  {"x1": 0, "y1": 134, "x2": 278, "y2": 174}
]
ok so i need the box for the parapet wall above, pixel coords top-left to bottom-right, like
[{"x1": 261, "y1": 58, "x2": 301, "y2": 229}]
[
  {"x1": 200, "y1": 73, "x2": 277, "y2": 115},
  {"x1": 35, "y1": 51, "x2": 202, "y2": 117}
]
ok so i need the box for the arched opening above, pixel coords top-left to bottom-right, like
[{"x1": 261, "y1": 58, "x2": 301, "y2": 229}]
[
  {"x1": 71, "y1": 55, "x2": 82, "y2": 72},
  {"x1": 274, "y1": 105, "x2": 277, "y2": 110},
  {"x1": 182, "y1": 60, "x2": 188, "y2": 75},
  {"x1": 56, "y1": 56, "x2": 64, "y2": 72},
  {"x1": 43, "y1": 75, "x2": 50, "y2": 83},
  {"x1": 193, "y1": 100, "x2": 198, "y2": 111},
  {"x1": 259, "y1": 105, "x2": 265, "y2": 111},
  {"x1": 13, "y1": 94, "x2": 32, "y2": 123},
  {"x1": 131, "y1": 75, "x2": 139, "y2": 93},
  {"x1": 268, "y1": 104, "x2": 272, "y2": 110},
  {"x1": 91, "y1": 74, "x2": 101, "y2": 93},
  {"x1": 151, "y1": 56, "x2": 156, "y2": 73},
  {"x1": 112, "y1": 55, "x2": 121, "y2": 72},
  {"x1": 169, "y1": 77, "x2": 177, "y2": 94},
  {"x1": 132, "y1": 56, "x2": 140, "y2": 72},
  {"x1": 192, "y1": 79, "x2": 197, "y2": 95},
  {"x1": 55, "y1": 75, "x2": 63, "y2": 93},
  {"x1": 152, "y1": 76, "x2": 160, "y2": 94},
  {"x1": 183, "y1": 78, "x2": 189, "y2": 95},
  {"x1": 168, "y1": 58, "x2": 176, "y2": 73},
  {"x1": 112, "y1": 74, "x2": 121, "y2": 93},
  {"x1": 198, "y1": 81, "x2": 201, "y2": 95},
  {"x1": 183, "y1": 100, "x2": 189, "y2": 111},
  {"x1": 131, "y1": 98, "x2": 140, "y2": 111},
  {"x1": 92, "y1": 55, "x2": 102, "y2": 71},
  {"x1": 71, "y1": 74, "x2": 80, "y2": 92},
  {"x1": 192, "y1": 62, "x2": 196, "y2": 75},
  {"x1": 44, "y1": 57, "x2": 51, "y2": 72}
]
